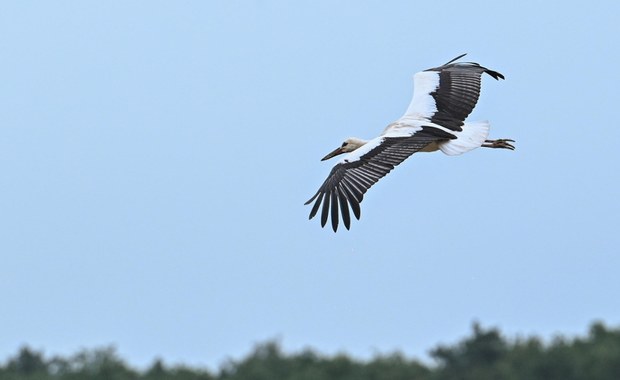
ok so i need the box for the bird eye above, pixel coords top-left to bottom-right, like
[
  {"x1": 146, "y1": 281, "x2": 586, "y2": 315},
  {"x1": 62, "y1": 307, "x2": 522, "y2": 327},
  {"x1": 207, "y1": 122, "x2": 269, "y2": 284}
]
[{"x1": 341, "y1": 142, "x2": 347, "y2": 147}]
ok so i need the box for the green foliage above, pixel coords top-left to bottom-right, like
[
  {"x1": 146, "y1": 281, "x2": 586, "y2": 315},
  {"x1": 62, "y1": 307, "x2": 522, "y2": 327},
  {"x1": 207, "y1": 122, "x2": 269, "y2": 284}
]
[
  {"x1": 1, "y1": 322, "x2": 619, "y2": 380},
  {"x1": 5, "y1": 347, "x2": 48, "y2": 376},
  {"x1": 426, "y1": 321, "x2": 620, "y2": 380}
]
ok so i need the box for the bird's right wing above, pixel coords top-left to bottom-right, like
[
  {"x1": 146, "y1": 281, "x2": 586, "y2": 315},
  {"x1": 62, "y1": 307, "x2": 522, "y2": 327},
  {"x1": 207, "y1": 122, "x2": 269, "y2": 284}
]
[
  {"x1": 305, "y1": 132, "x2": 443, "y2": 232},
  {"x1": 403, "y1": 54, "x2": 505, "y2": 131}
]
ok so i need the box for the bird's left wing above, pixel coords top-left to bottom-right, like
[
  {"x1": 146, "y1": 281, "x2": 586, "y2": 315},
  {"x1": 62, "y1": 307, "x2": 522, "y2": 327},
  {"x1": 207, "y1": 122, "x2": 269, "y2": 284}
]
[{"x1": 305, "y1": 132, "x2": 442, "y2": 232}]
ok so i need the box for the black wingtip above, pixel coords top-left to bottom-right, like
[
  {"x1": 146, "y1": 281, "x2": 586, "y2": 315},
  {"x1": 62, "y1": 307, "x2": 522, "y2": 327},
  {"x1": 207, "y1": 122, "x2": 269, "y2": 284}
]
[
  {"x1": 337, "y1": 186, "x2": 351, "y2": 231},
  {"x1": 486, "y1": 68, "x2": 505, "y2": 81},
  {"x1": 444, "y1": 53, "x2": 467, "y2": 65},
  {"x1": 320, "y1": 192, "x2": 330, "y2": 228},
  {"x1": 304, "y1": 191, "x2": 319, "y2": 205},
  {"x1": 308, "y1": 192, "x2": 324, "y2": 220},
  {"x1": 330, "y1": 191, "x2": 339, "y2": 232}
]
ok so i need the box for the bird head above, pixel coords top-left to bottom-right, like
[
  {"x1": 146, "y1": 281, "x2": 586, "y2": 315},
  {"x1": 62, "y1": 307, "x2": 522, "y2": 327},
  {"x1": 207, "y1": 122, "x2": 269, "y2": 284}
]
[{"x1": 321, "y1": 137, "x2": 367, "y2": 161}]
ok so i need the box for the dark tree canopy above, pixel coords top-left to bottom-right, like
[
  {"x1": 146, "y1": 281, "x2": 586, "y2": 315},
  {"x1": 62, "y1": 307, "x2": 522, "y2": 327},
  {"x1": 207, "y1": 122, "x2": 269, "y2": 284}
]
[{"x1": 1, "y1": 322, "x2": 619, "y2": 380}]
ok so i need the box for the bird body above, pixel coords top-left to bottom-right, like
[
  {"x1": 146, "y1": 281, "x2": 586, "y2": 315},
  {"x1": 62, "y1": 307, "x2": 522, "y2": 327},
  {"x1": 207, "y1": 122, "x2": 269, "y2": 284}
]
[{"x1": 306, "y1": 54, "x2": 514, "y2": 232}]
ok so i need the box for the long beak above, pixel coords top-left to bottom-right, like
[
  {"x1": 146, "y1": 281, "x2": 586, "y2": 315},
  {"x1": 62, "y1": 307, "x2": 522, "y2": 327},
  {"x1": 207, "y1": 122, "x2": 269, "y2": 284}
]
[{"x1": 321, "y1": 147, "x2": 344, "y2": 161}]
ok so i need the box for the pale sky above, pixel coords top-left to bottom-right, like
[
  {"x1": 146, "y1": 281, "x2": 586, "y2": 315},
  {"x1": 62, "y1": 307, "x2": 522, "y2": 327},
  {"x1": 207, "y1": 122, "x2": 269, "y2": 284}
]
[{"x1": 1, "y1": 0, "x2": 619, "y2": 370}]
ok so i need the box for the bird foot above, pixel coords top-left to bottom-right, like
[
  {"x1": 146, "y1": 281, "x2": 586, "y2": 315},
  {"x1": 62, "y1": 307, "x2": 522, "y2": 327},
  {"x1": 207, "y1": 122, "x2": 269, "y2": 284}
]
[{"x1": 482, "y1": 139, "x2": 515, "y2": 150}]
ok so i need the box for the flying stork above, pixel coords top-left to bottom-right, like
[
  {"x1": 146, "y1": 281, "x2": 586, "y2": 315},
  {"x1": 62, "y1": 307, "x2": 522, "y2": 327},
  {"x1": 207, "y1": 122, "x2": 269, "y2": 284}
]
[{"x1": 305, "y1": 54, "x2": 514, "y2": 232}]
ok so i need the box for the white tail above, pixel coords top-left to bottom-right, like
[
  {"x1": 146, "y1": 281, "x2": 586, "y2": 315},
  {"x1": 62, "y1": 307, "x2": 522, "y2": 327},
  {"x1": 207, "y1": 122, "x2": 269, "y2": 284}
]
[{"x1": 439, "y1": 121, "x2": 490, "y2": 156}]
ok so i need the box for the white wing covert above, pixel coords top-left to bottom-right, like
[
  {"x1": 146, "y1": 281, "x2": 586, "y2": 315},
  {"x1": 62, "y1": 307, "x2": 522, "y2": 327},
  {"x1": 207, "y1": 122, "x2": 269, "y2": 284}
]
[{"x1": 402, "y1": 53, "x2": 504, "y2": 131}]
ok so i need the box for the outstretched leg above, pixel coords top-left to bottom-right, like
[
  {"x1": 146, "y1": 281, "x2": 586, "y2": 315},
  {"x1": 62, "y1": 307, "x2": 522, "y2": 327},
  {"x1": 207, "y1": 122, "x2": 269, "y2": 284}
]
[{"x1": 482, "y1": 139, "x2": 515, "y2": 150}]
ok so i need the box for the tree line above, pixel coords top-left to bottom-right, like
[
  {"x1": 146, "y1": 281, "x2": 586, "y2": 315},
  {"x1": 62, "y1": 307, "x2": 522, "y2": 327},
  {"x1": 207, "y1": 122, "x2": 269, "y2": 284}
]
[{"x1": 1, "y1": 322, "x2": 619, "y2": 380}]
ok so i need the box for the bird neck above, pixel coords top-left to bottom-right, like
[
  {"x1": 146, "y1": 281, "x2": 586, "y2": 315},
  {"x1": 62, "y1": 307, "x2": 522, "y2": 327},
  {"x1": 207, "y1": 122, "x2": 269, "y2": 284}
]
[{"x1": 346, "y1": 137, "x2": 368, "y2": 150}]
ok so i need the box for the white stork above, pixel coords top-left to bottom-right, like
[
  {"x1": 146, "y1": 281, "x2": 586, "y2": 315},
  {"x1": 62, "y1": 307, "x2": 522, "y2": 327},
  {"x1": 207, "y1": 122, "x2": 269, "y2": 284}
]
[{"x1": 305, "y1": 54, "x2": 514, "y2": 232}]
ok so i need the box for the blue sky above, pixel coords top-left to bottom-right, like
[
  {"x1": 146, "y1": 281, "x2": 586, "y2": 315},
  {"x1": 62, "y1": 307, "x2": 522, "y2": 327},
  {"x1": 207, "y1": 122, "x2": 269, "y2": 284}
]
[{"x1": 1, "y1": 0, "x2": 619, "y2": 370}]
